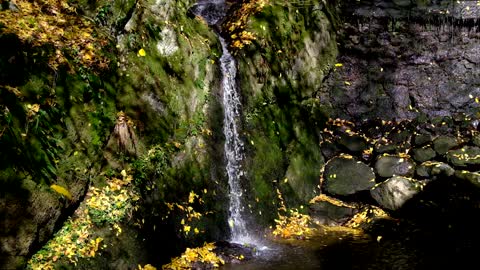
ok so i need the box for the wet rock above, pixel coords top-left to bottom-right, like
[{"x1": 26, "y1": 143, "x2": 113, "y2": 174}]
[
  {"x1": 309, "y1": 195, "x2": 358, "y2": 226},
  {"x1": 214, "y1": 241, "x2": 255, "y2": 264},
  {"x1": 338, "y1": 134, "x2": 368, "y2": 153},
  {"x1": 320, "y1": 140, "x2": 341, "y2": 160},
  {"x1": 375, "y1": 155, "x2": 415, "y2": 178},
  {"x1": 412, "y1": 147, "x2": 436, "y2": 162},
  {"x1": 371, "y1": 176, "x2": 425, "y2": 210},
  {"x1": 416, "y1": 161, "x2": 455, "y2": 178},
  {"x1": 472, "y1": 135, "x2": 480, "y2": 147},
  {"x1": 189, "y1": 1, "x2": 227, "y2": 25},
  {"x1": 447, "y1": 146, "x2": 480, "y2": 167},
  {"x1": 374, "y1": 142, "x2": 397, "y2": 154},
  {"x1": 323, "y1": 156, "x2": 376, "y2": 196},
  {"x1": 433, "y1": 136, "x2": 459, "y2": 155},
  {"x1": 455, "y1": 170, "x2": 480, "y2": 189},
  {"x1": 388, "y1": 129, "x2": 411, "y2": 145},
  {"x1": 413, "y1": 133, "x2": 433, "y2": 146}
]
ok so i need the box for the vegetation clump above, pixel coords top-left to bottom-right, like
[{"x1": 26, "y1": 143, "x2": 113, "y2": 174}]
[
  {"x1": 27, "y1": 170, "x2": 139, "y2": 269},
  {"x1": 223, "y1": 0, "x2": 269, "y2": 49},
  {"x1": 0, "y1": 0, "x2": 110, "y2": 70},
  {"x1": 161, "y1": 242, "x2": 225, "y2": 270}
]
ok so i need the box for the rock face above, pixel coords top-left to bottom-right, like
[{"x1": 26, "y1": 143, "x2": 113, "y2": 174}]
[
  {"x1": 1, "y1": 0, "x2": 223, "y2": 268},
  {"x1": 318, "y1": 1, "x2": 480, "y2": 121},
  {"x1": 323, "y1": 156, "x2": 376, "y2": 196},
  {"x1": 227, "y1": 0, "x2": 338, "y2": 220},
  {"x1": 371, "y1": 176, "x2": 424, "y2": 210}
]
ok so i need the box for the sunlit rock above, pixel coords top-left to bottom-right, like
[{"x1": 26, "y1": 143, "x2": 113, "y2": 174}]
[
  {"x1": 433, "y1": 136, "x2": 459, "y2": 155},
  {"x1": 371, "y1": 176, "x2": 425, "y2": 210},
  {"x1": 375, "y1": 155, "x2": 415, "y2": 178},
  {"x1": 323, "y1": 156, "x2": 376, "y2": 196}
]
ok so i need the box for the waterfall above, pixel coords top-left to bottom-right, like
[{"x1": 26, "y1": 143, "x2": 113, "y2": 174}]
[
  {"x1": 190, "y1": 0, "x2": 258, "y2": 245},
  {"x1": 219, "y1": 37, "x2": 252, "y2": 244}
]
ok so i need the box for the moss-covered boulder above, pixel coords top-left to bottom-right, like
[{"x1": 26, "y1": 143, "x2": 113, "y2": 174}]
[
  {"x1": 447, "y1": 146, "x2": 480, "y2": 167},
  {"x1": 412, "y1": 147, "x2": 436, "y2": 163},
  {"x1": 338, "y1": 134, "x2": 368, "y2": 153},
  {"x1": 371, "y1": 176, "x2": 425, "y2": 210},
  {"x1": 413, "y1": 133, "x2": 433, "y2": 146},
  {"x1": 455, "y1": 170, "x2": 480, "y2": 189},
  {"x1": 323, "y1": 155, "x2": 376, "y2": 196},
  {"x1": 309, "y1": 195, "x2": 359, "y2": 226},
  {"x1": 374, "y1": 155, "x2": 415, "y2": 178},
  {"x1": 433, "y1": 136, "x2": 460, "y2": 155},
  {"x1": 416, "y1": 161, "x2": 455, "y2": 178}
]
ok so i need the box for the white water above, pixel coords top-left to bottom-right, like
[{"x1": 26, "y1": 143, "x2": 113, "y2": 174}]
[{"x1": 219, "y1": 37, "x2": 255, "y2": 244}]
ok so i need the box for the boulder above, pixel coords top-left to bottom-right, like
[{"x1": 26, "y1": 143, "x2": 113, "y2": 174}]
[
  {"x1": 309, "y1": 195, "x2": 358, "y2": 226},
  {"x1": 412, "y1": 147, "x2": 436, "y2": 162},
  {"x1": 447, "y1": 146, "x2": 480, "y2": 167},
  {"x1": 374, "y1": 143, "x2": 397, "y2": 154},
  {"x1": 375, "y1": 155, "x2": 415, "y2": 178},
  {"x1": 338, "y1": 134, "x2": 368, "y2": 153},
  {"x1": 320, "y1": 140, "x2": 341, "y2": 160},
  {"x1": 455, "y1": 170, "x2": 480, "y2": 188},
  {"x1": 371, "y1": 176, "x2": 425, "y2": 210},
  {"x1": 323, "y1": 156, "x2": 376, "y2": 196},
  {"x1": 416, "y1": 161, "x2": 455, "y2": 178},
  {"x1": 433, "y1": 136, "x2": 459, "y2": 155},
  {"x1": 413, "y1": 133, "x2": 433, "y2": 146}
]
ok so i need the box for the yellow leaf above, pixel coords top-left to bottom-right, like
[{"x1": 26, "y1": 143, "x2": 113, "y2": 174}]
[
  {"x1": 335, "y1": 63, "x2": 343, "y2": 67},
  {"x1": 188, "y1": 191, "x2": 196, "y2": 203},
  {"x1": 184, "y1": 225, "x2": 191, "y2": 234},
  {"x1": 50, "y1": 184, "x2": 73, "y2": 200},
  {"x1": 138, "y1": 48, "x2": 146, "y2": 57},
  {"x1": 194, "y1": 228, "x2": 199, "y2": 234},
  {"x1": 345, "y1": 81, "x2": 351, "y2": 86}
]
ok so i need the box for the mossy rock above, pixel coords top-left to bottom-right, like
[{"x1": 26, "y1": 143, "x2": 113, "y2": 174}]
[
  {"x1": 413, "y1": 133, "x2": 433, "y2": 146},
  {"x1": 416, "y1": 161, "x2": 455, "y2": 178},
  {"x1": 320, "y1": 140, "x2": 341, "y2": 160},
  {"x1": 309, "y1": 200, "x2": 358, "y2": 226},
  {"x1": 455, "y1": 170, "x2": 480, "y2": 189},
  {"x1": 374, "y1": 143, "x2": 397, "y2": 154},
  {"x1": 338, "y1": 134, "x2": 368, "y2": 153},
  {"x1": 323, "y1": 156, "x2": 376, "y2": 196},
  {"x1": 412, "y1": 147, "x2": 436, "y2": 162},
  {"x1": 374, "y1": 155, "x2": 415, "y2": 178},
  {"x1": 370, "y1": 176, "x2": 425, "y2": 210},
  {"x1": 447, "y1": 146, "x2": 480, "y2": 167},
  {"x1": 472, "y1": 135, "x2": 480, "y2": 147},
  {"x1": 433, "y1": 136, "x2": 459, "y2": 155}
]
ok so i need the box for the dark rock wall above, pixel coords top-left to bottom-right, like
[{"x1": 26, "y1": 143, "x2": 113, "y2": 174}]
[{"x1": 319, "y1": 0, "x2": 480, "y2": 121}]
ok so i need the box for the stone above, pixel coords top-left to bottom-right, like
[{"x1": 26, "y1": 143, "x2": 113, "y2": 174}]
[
  {"x1": 455, "y1": 170, "x2": 480, "y2": 189},
  {"x1": 323, "y1": 156, "x2": 376, "y2": 196},
  {"x1": 309, "y1": 195, "x2": 358, "y2": 226},
  {"x1": 371, "y1": 176, "x2": 425, "y2": 210},
  {"x1": 416, "y1": 161, "x2": 455, "y2": 178},
  {"x1": 412, "y1": 147, "x2": 436, "y2": 162},
  {"x1": 375, "y1": 155, "x2": 415, "y2": 178},
  {"x1": 320, "y1": 140, "x2": 341, "y2": 160},
  {"x1": 433, "y1": 136, "x2": 459, "y2": 155},
  {"x1": 413, "y1": 133, "x2": 433, "y2": 146},
  {"x1": 374, "y1": 143, "x2": 397, "y2": 154},
  {"x1": 447, "y1": 146, "x2": 480, "y2": 167},
  {"x1": 338, "y1": 134, "x2": 368, "y2": 152},
  {"x1": 472, "y1": 135, "x2": 480, "y2": 147}
]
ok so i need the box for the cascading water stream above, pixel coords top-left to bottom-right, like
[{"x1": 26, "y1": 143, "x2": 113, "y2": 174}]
[
  {"x1": 219, "y1": 36, "x2": 253, "y2": 244},
  {"x1": 191, "y1": 0, "x2": 261, "y2": 246}
]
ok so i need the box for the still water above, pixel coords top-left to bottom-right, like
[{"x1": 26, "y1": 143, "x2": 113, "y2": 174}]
[{"x1": 220, "y1": 224, "x2": 476, "y2": 270}]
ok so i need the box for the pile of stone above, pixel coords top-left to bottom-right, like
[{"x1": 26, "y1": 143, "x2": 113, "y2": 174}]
[{"x1": 310, "y1": 116, "x2": 480, "y2": 227}]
